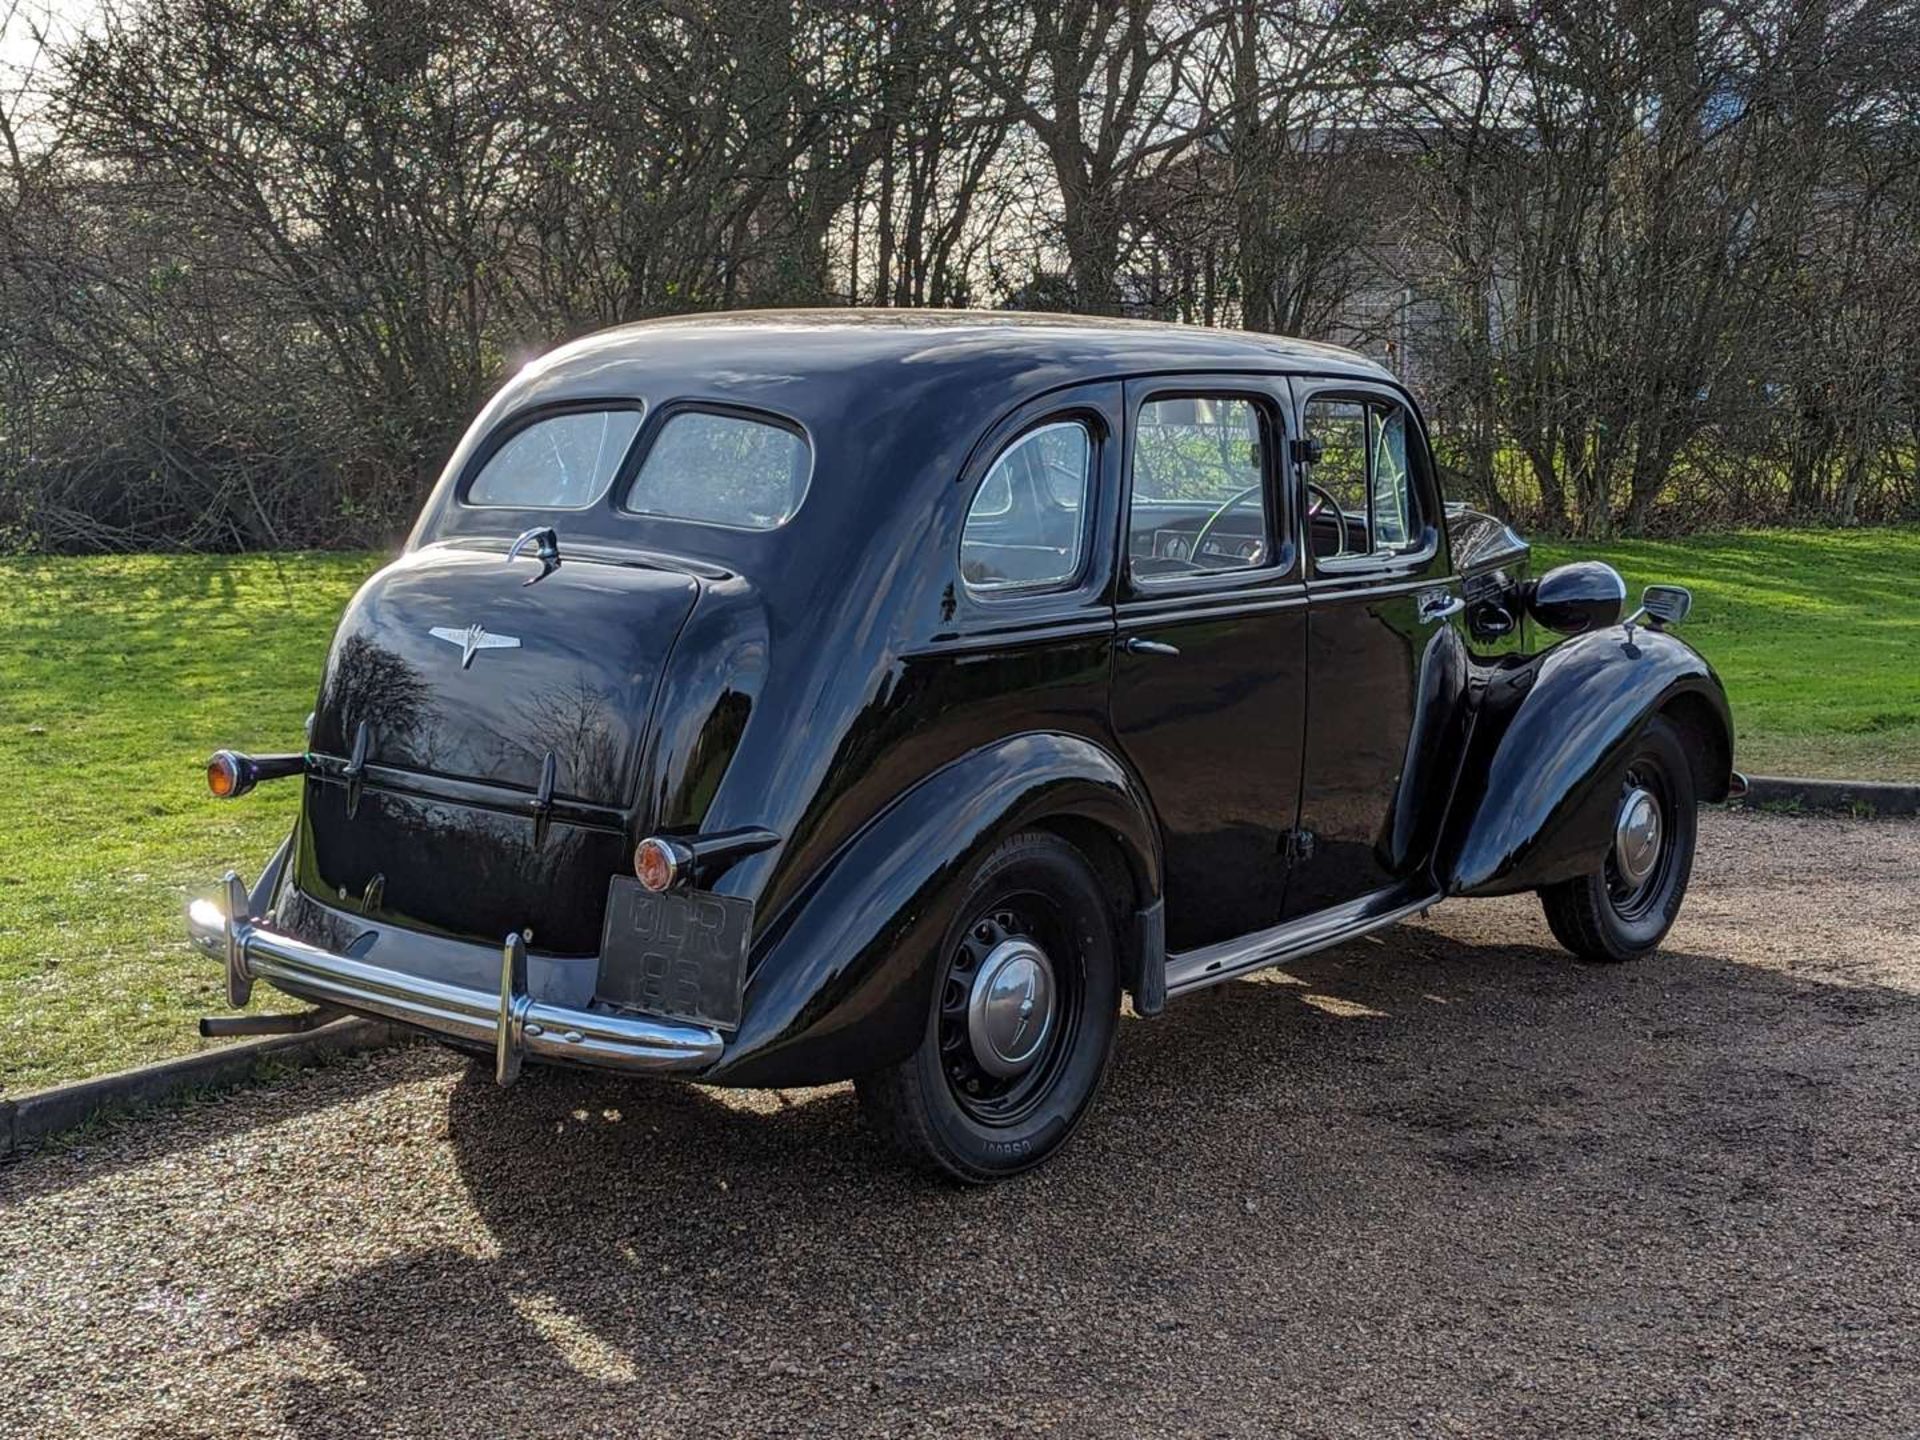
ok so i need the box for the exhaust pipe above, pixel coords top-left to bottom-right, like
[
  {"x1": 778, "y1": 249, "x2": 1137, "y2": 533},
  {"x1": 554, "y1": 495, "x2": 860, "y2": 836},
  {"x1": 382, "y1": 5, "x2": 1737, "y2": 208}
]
[{"x1": 198, "y1": 1007, "x2": 343, "y2": 1038}]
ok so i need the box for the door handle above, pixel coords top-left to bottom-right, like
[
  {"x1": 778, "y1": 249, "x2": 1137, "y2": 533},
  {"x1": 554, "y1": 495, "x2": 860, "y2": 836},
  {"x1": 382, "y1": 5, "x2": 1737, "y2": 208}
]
[
  {"x1": 1418, "y1": 593, "x2": 1464, "y2": 625},
  {"x1": 1123, "y1": 636, "x2": 1182, "y2": 657}
]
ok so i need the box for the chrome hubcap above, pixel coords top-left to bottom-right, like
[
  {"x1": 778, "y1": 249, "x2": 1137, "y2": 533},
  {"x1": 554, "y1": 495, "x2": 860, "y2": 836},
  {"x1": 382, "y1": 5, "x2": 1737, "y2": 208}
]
[
  {"x1": 1614, "y1": 786, "x2": 1663, "y2": 887},
  {"x1": 966, "y1": 938, "x2": 1056, "y2": 1078}
]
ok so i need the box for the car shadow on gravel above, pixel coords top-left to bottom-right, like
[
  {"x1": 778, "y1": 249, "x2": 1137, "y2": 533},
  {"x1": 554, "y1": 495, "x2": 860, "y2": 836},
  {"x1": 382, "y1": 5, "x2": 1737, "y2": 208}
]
[{"x1": 250, "y1": 926, "x2": 1920, "y2": 1437}]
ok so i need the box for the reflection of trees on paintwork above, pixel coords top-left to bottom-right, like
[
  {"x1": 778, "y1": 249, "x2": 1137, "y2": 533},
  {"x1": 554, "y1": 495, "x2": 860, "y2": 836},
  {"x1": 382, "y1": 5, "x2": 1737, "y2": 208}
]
[
  {"x1": 670, "y1": 689, "x2": 753, "y2": 824},
  {"x1": 322, "y1": 634, "x2": 434, "y2": 751},
  {"x1": 514, "y1": 677, "x2": 625, "y2": 799}
]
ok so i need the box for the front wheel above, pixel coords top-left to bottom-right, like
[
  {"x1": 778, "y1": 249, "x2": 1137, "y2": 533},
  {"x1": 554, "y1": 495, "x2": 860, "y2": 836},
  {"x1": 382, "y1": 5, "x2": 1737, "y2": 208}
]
[
  {"x1": 1538, "y1": 715, "x2": 1698, "y2": 962},
  {"x1": 855, "y1": 832, "x2": 1120, "y2": 1183}
]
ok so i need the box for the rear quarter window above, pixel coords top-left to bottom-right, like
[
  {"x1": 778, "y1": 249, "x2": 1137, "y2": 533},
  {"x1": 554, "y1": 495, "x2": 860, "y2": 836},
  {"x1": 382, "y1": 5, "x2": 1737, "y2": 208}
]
[
  {"x1": 961, "y1": 420, "x2": 1093, "y2": 594},
  {"x1": 625, "y1": 410, "x2": 811, "y2": 531}
]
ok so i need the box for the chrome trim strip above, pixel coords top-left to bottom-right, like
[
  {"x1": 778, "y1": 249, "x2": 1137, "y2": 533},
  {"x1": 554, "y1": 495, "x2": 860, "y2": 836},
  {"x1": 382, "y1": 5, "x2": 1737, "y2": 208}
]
[
  {"x1": 1166, "y1": 889, "x2": 1438, "y2": 998},
  {"x1": 911, "y1": 616, "x2": 1117, "y2": 657},
  {"x1": 1117, "y1": 589, "x2": 1310, "y2": 624},
  {"x1": 1302, "y1": 572, "x2": 1446, "y2": 602},
  {"x1": 188, "y1": 884, "x2": 722, "y2": 1078},
  {"x1": 305, "y1": 756, "x2": 628, "y2": 834}
]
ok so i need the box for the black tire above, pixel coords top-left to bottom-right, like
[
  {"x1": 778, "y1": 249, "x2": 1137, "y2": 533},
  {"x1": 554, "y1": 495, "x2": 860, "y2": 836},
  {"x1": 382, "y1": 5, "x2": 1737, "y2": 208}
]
[
  {"x1": 855, "y1": 831, "x2": 1120, "y2": 1184},
  {"x1": 1539, "y1": 714, "x2": 1698, "y2": 962}
]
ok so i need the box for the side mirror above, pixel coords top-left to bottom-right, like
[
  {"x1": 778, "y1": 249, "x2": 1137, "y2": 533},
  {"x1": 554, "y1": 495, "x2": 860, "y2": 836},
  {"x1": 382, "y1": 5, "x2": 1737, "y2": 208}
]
[
  {"x1": 1525, "y1": 561, "x2": 1626, "y2": 636},
  {"x1": 1638, "y1": 584, "x2": 1693, "y2": 627}
]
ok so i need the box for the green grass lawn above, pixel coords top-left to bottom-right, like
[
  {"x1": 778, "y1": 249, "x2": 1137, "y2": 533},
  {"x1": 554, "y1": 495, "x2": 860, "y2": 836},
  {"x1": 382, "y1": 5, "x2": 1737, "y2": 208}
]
[
  {"x1": 1, "y1": 528, "x2": 1916, "y2": 1093},
  {"x1": 0, "y1": 553, "x2": 384, "y2": 1093},
  {"x1": 1538, "y1": 528, "x2": 1920, "y2": 782}
]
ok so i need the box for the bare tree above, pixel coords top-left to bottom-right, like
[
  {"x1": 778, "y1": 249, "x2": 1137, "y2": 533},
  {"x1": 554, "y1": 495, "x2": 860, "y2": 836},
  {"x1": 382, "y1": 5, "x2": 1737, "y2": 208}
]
[
  {"x1": 2, "y1": 0, "x2": 1917, "y2": 550},
  {"x1": 963, "y1": 0, "x2": 1233, "y2": 314}
]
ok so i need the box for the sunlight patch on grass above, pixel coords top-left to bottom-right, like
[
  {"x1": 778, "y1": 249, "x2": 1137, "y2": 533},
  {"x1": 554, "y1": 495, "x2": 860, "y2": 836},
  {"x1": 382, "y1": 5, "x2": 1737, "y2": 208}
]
[{"x1": 1538, "y1": 527, "x2": 1920, "y2": 781}]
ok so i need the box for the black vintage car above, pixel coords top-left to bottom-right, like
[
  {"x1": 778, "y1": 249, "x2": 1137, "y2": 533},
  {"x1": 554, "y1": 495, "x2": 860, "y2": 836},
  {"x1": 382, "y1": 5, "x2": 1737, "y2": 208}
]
[{"x1": 190, "y1": 311, "x2": 1740, "y2": 1181}]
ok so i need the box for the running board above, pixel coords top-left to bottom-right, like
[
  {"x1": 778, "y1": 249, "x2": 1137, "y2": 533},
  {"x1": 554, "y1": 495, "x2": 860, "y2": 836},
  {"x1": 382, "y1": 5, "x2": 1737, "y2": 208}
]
[{"x1": 1165, "y1": 888, "x2": 1439, "y2": 998}]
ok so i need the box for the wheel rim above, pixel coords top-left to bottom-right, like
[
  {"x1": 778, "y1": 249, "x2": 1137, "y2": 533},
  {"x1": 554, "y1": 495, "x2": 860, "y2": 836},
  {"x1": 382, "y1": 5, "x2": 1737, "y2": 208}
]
[
  {"x1": 937, "y1": 895, "x2": 1080, "y2": 1126},
  {"x1": 1605, "y1": 762, "x2": 1675, "y2": 921}
]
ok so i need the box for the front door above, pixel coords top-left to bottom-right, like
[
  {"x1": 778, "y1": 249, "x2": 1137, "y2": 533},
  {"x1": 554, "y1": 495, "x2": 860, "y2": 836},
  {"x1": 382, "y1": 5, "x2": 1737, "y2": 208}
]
[
  {"x1": 1108, "y1": 378, "x2": 1307, "y2": 953},
  {"x1": 1284, "y1": 380, "x2": 1465, "y2": 917}
]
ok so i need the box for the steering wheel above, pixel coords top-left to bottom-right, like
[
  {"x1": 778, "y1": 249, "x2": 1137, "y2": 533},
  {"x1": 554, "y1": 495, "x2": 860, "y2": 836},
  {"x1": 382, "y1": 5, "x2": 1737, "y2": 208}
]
[
  {"x1": 1306, "y1": 481, "x2": 1349, "y2": 558},
  {"x1": 1190, "y1": 483, "x2": 1266, "y2": 569}
]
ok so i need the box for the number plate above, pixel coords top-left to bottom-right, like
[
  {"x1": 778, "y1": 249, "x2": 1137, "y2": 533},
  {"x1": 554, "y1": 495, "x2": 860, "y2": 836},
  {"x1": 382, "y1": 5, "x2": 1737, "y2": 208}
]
[{"x1": 595, "y1": 876, "x2": 752, "y2": 1030}]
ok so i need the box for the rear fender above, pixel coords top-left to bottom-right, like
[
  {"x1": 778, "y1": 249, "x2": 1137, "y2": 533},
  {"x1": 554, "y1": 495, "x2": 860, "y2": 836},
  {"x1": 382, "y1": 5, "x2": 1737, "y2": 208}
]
[
  {"x1": 707, "y1": 732, "x2": 1160, "y2": 1088},
  {"x1": 1439, "y1": 626, "x2": 1733, "y2": 897}
]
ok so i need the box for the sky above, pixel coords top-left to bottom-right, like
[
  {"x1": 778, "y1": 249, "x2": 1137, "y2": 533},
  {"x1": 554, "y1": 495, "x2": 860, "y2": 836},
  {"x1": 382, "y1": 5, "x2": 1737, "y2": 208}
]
[
  {"x1": 1, "y1": 0, "x2": 98, "y2": 146},
  {"x1": 1, "y1": 0, "x2": 96, "y2": 82}
]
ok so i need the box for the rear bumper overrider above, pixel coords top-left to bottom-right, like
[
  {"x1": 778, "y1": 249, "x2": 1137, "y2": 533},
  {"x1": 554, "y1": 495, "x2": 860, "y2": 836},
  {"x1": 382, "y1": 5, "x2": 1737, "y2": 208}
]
[{"x1": 187, "y1": 871, "x2": 724, "y2": 1084}]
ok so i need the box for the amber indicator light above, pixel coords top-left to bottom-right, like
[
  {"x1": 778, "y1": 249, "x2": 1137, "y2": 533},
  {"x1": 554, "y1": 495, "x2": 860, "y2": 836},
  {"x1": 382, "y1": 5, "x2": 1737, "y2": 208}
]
[{"x1": 207, "y1": 752, "x2": 242, "y2": 799}]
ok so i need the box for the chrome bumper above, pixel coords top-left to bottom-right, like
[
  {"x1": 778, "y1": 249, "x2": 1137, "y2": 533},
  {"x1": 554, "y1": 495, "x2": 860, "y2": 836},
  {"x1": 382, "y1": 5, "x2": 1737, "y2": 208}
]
[{"x1": 188, "y1": 871, "x2": 724, "y2": 1084}]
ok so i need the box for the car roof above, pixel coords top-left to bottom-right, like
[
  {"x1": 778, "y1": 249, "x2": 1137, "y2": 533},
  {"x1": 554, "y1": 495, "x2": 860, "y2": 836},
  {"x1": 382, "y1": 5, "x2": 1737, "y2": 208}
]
[
  {"x1": 418, "y1": 310, "x2": 1405, "y2": 570},
  {"x1": 520, "y1": 309, "x2": 1397, "y2": 394}
]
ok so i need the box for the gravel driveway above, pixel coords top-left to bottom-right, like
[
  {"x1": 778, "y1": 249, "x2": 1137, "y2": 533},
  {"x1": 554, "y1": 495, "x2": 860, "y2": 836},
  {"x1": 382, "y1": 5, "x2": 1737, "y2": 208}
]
[{"x1": 4, "y1": 809, "x2": 1917, "y2": 1439}]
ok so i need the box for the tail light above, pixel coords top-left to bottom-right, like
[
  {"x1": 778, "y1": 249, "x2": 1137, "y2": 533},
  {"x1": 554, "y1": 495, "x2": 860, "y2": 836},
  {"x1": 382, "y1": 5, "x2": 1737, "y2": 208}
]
[{"x1": 634, "y1": 836, "x2": 693, "y2": 892}]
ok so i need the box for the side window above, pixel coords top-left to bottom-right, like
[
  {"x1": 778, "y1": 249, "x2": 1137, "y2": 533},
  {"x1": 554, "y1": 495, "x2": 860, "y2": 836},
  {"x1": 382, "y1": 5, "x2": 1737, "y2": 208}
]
[
  {"x1": 960, "y1": 420, "x2": 1092, "y2": 593},
  {"x1": 1372, "y1": 406, "x2": 1413, "y2": 548},
  {"x1": 1304, "y1": 395, "x2": 1424, "y2": 562},
  {"x1": 1128, "y1": 395, "x2": 1272, "y2": 577}
]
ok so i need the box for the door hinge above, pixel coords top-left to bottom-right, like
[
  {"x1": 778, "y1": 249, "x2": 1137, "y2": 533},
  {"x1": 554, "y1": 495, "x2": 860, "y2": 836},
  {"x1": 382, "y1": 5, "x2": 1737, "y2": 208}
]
[
  {"x1": 1280, "y1": 828, "x2": 1317, "y2": 865},
  {"x1": 1288, "y1": 437, "x2": 1324, "y2": 466}
]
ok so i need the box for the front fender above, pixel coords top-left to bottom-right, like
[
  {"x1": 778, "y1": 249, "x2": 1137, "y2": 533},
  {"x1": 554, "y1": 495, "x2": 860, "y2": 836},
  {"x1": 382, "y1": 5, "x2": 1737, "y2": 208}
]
[
  {"x1": 706, "y1": 732, "x2": 1160, "y2": 1088},
  {"x1": 1439, "y1": 626, "x2": 1733, "y2": 897}
]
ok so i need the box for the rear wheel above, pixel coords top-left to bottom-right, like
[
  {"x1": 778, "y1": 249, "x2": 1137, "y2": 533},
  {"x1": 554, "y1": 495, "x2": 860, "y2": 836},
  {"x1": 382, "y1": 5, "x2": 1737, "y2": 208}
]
[
  {"x1": 855, "y1": 832, "x2": 1119, "y2": 1183},
  {"x1": 1539, "y1": 715, "x2": 1697, "y2": 962}
]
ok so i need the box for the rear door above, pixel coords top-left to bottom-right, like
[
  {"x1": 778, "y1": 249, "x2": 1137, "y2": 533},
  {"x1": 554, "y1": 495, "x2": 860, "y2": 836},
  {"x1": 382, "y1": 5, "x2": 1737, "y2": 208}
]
[
  {"x1": 1284, "y1": 379, "x2": 1466, "y2": 917},
  {"x1": 1109, "y1": 376, "x2": 1307, "y2": 953}
]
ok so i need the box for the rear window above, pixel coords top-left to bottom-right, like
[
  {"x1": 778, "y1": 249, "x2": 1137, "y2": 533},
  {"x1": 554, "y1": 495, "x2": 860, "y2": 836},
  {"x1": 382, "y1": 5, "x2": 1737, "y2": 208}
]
[
  {"x1": 625, "y1": 410, "x2": 810, "y2": 530},
  {"x1": 466, "y1": 408, "x2": 643, "y2": 509}
]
